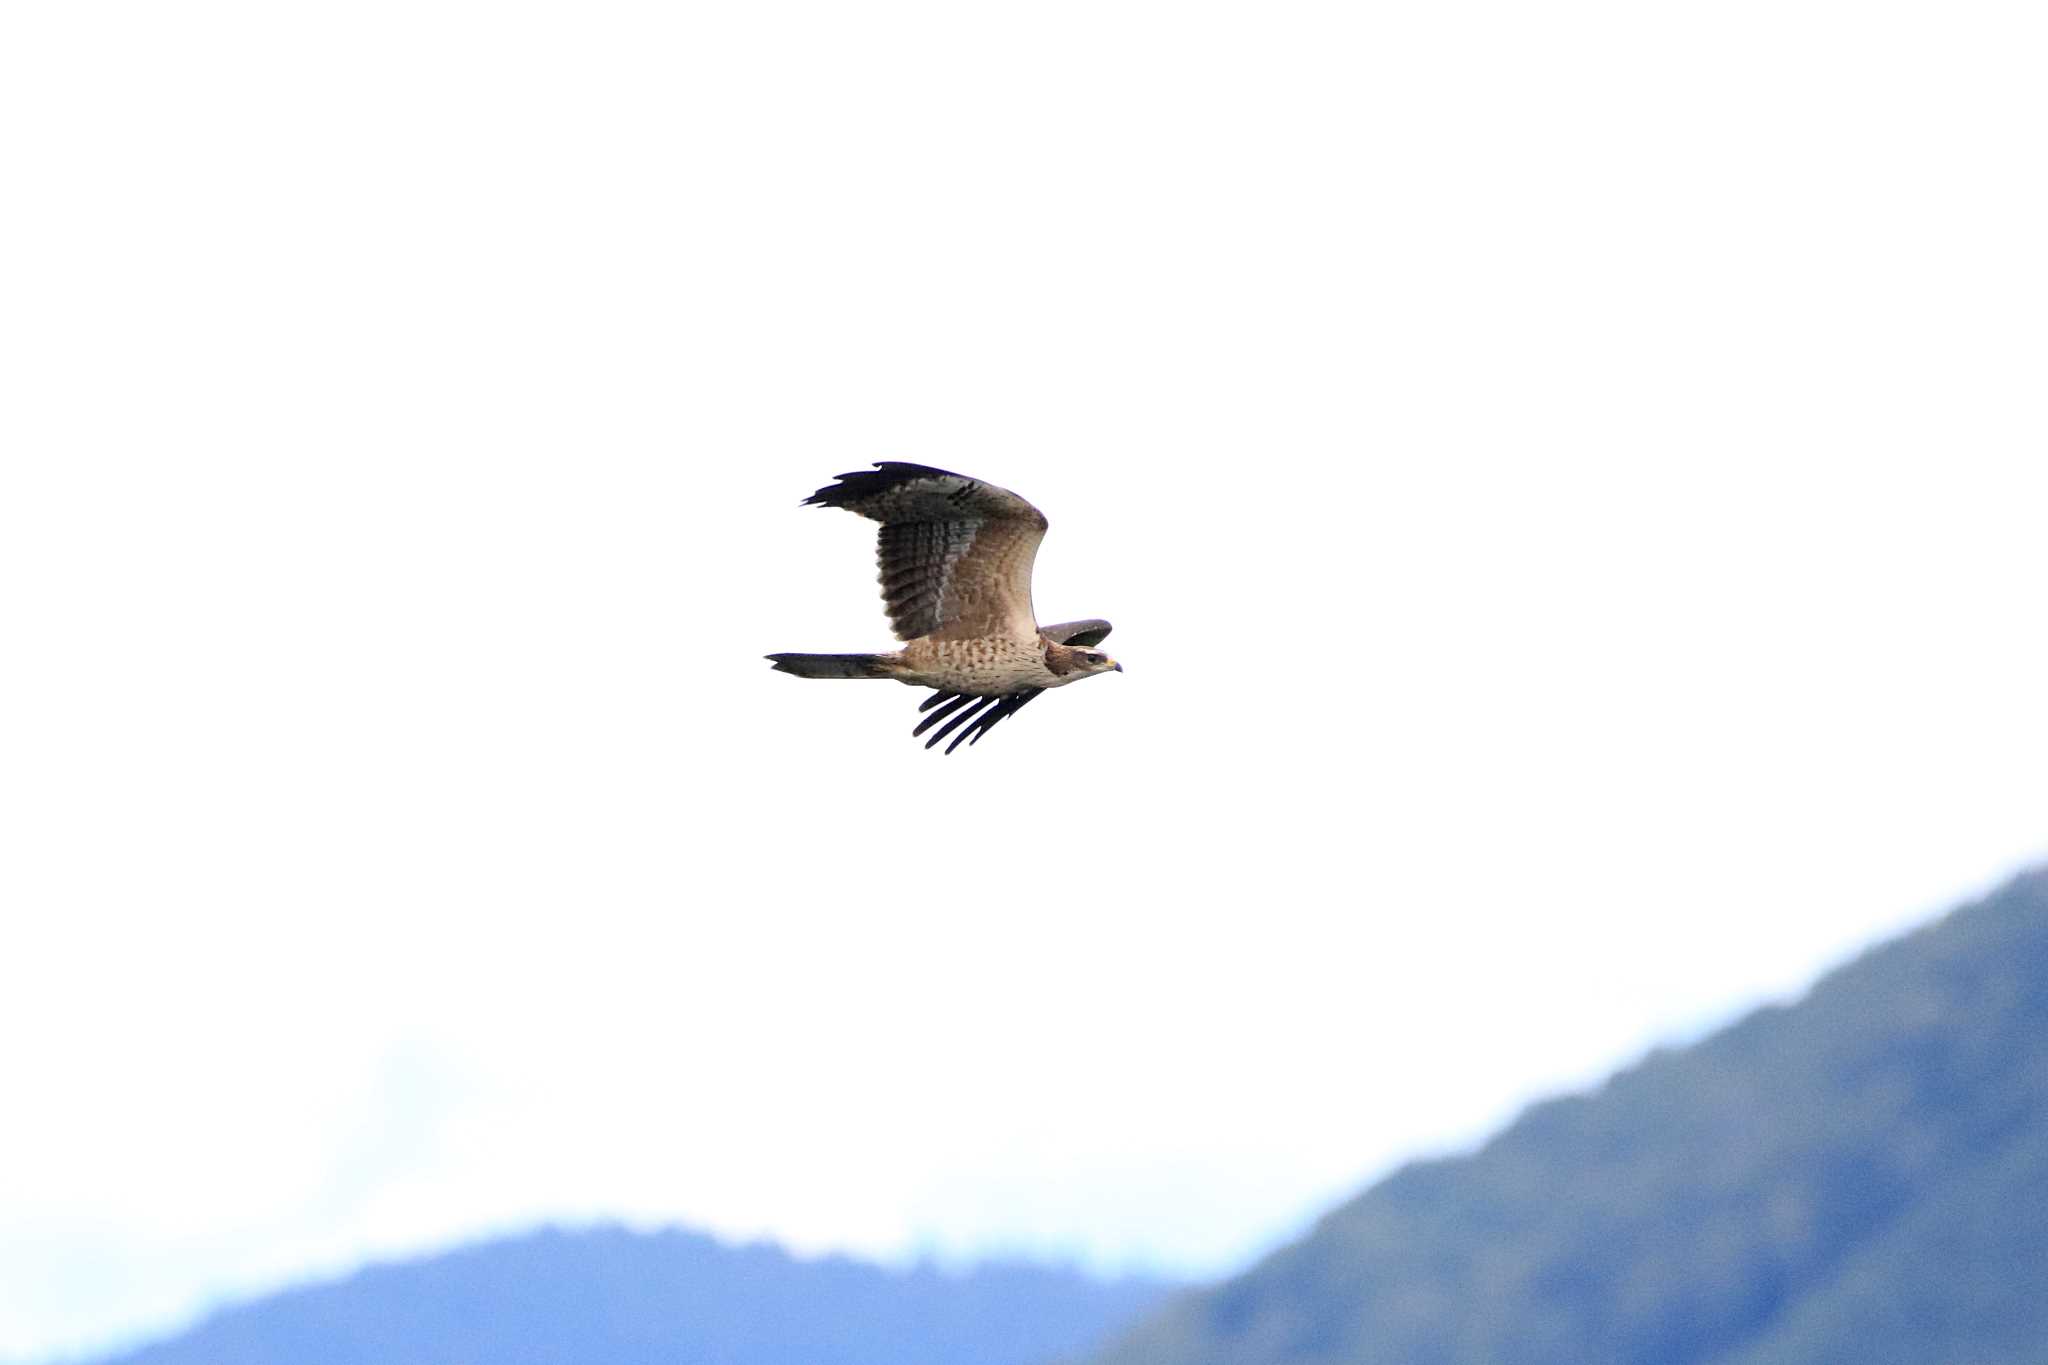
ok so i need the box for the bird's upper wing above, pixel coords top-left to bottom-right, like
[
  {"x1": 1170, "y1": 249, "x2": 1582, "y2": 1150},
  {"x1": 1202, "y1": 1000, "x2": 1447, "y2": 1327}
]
[{"x1": 804, "y1": 462, "x2": 1048, "y2": 642}]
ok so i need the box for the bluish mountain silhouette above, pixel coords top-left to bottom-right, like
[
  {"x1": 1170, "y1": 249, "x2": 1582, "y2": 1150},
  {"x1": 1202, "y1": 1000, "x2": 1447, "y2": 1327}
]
[
  {"x1": 1089, "y1": 867, "x2": 2048, "y2": 1365},
  {"x1": 91, "y1": 1224, "x2": 1176, "y2": 1365}
]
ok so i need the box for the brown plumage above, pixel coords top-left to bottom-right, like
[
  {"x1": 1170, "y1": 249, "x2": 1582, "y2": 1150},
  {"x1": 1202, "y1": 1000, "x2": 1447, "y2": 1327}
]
[{"x1": 767, "y1": 463, "x2": 1122, "y2": 753}]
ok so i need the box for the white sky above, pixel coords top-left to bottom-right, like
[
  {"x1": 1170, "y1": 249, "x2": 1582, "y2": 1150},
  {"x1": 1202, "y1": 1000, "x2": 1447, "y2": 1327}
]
[{"x1": 3, "y1": 1, "x2": 2046, "y2": 1360}]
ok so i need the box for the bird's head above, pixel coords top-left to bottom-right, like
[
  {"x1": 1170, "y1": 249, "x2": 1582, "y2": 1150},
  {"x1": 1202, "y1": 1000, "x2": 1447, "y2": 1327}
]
[{"x1": 1050, "y1": 643, "x2": 1123, "y2": 683}]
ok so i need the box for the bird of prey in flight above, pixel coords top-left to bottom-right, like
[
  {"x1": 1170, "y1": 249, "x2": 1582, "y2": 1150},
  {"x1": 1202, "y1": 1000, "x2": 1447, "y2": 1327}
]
[{"x1": 768, "y1": 463, "x2": 1121, "y2": 753}]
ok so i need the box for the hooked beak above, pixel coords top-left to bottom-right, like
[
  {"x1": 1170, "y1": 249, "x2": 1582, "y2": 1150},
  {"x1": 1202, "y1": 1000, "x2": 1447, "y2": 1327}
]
[{"x1": 1113, "y1": 662, "x2": 1124, "y2": 672}]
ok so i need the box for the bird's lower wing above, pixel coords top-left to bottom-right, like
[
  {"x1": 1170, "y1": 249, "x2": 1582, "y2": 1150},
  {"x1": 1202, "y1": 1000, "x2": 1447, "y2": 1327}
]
[{"x1": 912, "y1": 688, "x2": 1046, "y2": 754}]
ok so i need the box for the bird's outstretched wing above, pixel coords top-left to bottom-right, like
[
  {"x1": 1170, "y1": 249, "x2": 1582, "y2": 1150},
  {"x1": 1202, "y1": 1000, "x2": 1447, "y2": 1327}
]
[
  {"x1": 805, "y1": 463, "x2": 1047, "y2": 642},
  {"x1": 912, "y1": 687, "x2": 1047, "y2": 755}
]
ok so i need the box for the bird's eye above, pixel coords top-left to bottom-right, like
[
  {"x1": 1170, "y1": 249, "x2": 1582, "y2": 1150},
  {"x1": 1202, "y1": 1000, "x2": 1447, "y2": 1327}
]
[{"x1": 1086, "y1": 653, "x2": 1104, "y2": 664}]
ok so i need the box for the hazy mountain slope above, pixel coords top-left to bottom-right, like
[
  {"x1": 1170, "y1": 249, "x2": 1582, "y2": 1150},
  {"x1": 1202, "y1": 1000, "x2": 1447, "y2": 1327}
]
[
  {"x1": 1713, "y1": 1117, "x2": 2048, "y2": 1365},
  {"x1": 1090, "y1": 867, "x2": 2048, "y2": 1365},
  {"x1": 91, "y1": 1224, "x2": 1174, "y2": 1365}
]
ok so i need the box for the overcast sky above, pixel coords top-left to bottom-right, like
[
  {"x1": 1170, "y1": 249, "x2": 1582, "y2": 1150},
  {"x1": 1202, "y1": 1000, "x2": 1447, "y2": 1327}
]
[{"x1": 4, "y1": 1, "x2": 2045, "y2": 1360}]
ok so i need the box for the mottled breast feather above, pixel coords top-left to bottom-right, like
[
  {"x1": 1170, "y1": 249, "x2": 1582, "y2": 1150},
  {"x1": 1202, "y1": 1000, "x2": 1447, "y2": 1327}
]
[{"x1": 804, "y1": 462, "x2": 1048, "y2": 642}]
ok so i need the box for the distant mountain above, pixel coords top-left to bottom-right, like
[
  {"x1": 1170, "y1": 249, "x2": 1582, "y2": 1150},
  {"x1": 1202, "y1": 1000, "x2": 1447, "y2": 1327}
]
[
  {"x1": 89, "y1": 1224, "x2": 1175, "y2": 1365},
  {"x1": 1088, "y1": 866, "x2": 2048, "y2": 1365}
]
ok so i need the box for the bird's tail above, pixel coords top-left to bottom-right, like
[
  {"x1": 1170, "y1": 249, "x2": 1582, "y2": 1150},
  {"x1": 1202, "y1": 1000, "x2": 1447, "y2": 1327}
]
[{"x1": 765, "y1": 652, "x2": 896, "y2": 680}]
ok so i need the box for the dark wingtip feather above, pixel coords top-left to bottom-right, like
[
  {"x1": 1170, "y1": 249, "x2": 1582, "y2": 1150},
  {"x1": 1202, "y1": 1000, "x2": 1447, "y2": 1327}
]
[
  {"x1": 904, "y1": 688, "x2": 1048, "y2": 755},
  {"x1": 959, "y1": 688, "x2": 1044, "y2": 750},
  {"x1": 912, "y1": 693, "x2": 977, "y2": 738},
  {"x1": 926, "y1": 696, "x2": 996, "y2": 750},
  {"x1": 951, "y1": 698, "x2": 1013, "y2": 753},
  {"x1": 803, "y1": 462, "x2": 968, "y2": 508}
]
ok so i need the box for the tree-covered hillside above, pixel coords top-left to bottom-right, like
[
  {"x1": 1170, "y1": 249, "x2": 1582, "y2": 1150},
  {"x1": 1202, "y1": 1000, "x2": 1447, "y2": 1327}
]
[
  {"x1": 1089, "y1": 867, "x2": 2048, "y2": 1365},
  {"x1": 90, "y1": 1224, "x2": 1174, "y2": 1365}
]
